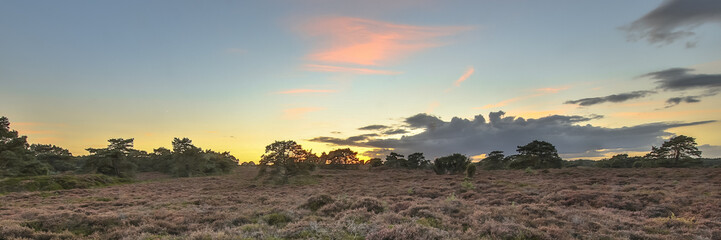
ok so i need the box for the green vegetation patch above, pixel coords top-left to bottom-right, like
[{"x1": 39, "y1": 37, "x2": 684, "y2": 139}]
[{"x1": 0, "y1": 174, "x2": 131, "y2": 194}]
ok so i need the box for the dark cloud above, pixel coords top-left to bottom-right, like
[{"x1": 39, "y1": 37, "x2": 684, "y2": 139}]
[
  {"x1": 698, "y1": 144, "x2": 721, "y2": 158},
  {"x1": 565, "y1": 91, "x2": 655, "y2": 106},
  {"x1": 307, "y1": 133, "x2": 378, "y2": 147},
  {"x1": 311, "y1": 111, "x2": 715, "y2": 159},
  {"x1": 665, "y1": 96, "x2": 701, "y2": 108},
  {"x1": 643, "y1": 68, "x2": 721, "y2": 91},
  {"x1": 358, "y1": 125, "x2": 389, "y2": 130},
  {"x1": 383, "y1": 129, "x2": 409, "y2": 135},
  {"x1": 405, "y1": 113, "x2": 445, "y2": 129},
  {"x1": 567, "y1": 68, "x2": 720, "y2": 108},
  {"x1": 624, "y1": 0, "x2": 721, "y2": 45}
]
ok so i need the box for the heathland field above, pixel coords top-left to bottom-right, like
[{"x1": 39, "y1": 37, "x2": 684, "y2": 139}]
[{"x1": 1, "y1": 167, "x2": 720, "y2": 240}]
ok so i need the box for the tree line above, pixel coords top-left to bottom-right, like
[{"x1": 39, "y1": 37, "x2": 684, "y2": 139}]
[
  {"x1": 256, "y1": 135, "x2": 711, "y2": 183},
  {"x1": 0, "y1": 116, "x2": 237, "y2": 179},
  {"x1": 2, "y1": 115, "x2": 713, "y2": 182}
]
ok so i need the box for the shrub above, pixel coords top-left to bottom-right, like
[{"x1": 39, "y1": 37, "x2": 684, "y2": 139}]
[
  {"x1": 0, "y1": 174, "x2": 130, "y2": 193},
  {"x1": 300, "y1": 194, "x2": 334, "y2": 211},
  {"x1": 262, "y1": 212, "x2": 292, "y2": 227},
  {"x1": 433, "y1": 154, "x2": 470, "y2": 175},
  {"x1": 368, "y1": 158, "x2": 383, "y2": 167},
  {"x1": 366, "y1": 223, "x2": 444, "y2": 240},
  {"x1": 466, "y1": 164, "x2": 476, "y2": 178},
  {"x1": 352, "y1": 197, "x2": 385, "y2": 214}
]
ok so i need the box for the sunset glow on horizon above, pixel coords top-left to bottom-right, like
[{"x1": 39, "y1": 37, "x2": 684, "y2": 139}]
[{"x1": 2, "y1": 0, "x2": 721, "y2": 162}]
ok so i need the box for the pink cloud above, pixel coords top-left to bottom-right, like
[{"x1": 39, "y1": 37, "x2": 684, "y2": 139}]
[
  {"x1": 305, "y1": 64, "x2": 402, "y2": 75},
  {"x1": 283, "y1": 107, "x2": 324, "y2": 119},
  {"x1": 534, "y1": 86, "x2": 569, "y2": 94},
  {"x1": 276, "y1": 89, "x2": 338, "y2": 94},
  {"x1": 454, "y1": 66, "x2": 475, "y2": 87},
  {"x1": 301, "y1": 17, "x2": 471, "y2": 66}
]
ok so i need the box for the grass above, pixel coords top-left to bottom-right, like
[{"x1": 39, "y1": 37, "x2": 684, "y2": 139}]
[{"x1": 0, "y1": 167, "x2": 720, "y2": 239}]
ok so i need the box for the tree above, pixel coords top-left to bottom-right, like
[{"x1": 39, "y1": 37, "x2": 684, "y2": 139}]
[
  {"x1": 662, "y1": 135, "x2": 702, "y2": 164},
  {"x1": 168, "y1": 138, "x2": 237, "y2": 177},
  {"x1": 478, "y1": 151, "x2": 506, "y2": 170},
  {"x1": 509, "y1": 140, "x2": 562, "y2": 169},
  {"x1": 30, "y1": 144, "x2": 77, "y2": 173},
  {"x1": 407, "y1": 152, "x2": 430, "y2": 169},
  {"x1": 325, "y1": 148, "x2": 360, "y2": 165},
  {"x1": 259, "y1": 140, "x2": 314, "y2": 177},
  {"x1": 368, "y1": 158, "x2": 383, "y2": 167},
  {"x1": 645, "y1": 135, "x2": 702, "y2": 167},
  {"x1": 0, "y1": 116, "x2": 50, "y2": 177},
  {"x1": 433, "y1": 153, "x2": 470, "y2": 175},
  {"x1": 384, "y1": 152, "x2": 406, "y2": 168},
  {"x1": 83, "y1": 138, "x2": 138, "y2": 178}
]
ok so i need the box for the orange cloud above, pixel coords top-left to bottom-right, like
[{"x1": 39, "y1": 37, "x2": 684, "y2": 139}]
[
  {"x1": 301, "y1": 17, "x2": 471, "y2": 66},
  {"x1": 612, "y1": 109, "x2": 721, "y2": 120},
  {"x1": 426, "y1": 101, "x2": 440, "y2": 113},
  {"x1": 283, "y1": 107, "x2": 324, "y2": 119},
  {"x1": 454, "y1": 67, "x2": 475, "y2": 87},
  {"x1": 276, "y1": 88, "x2": 338, "y2": 94},
  {"x1": 534, "y1": 86, "x2": 569, "y2": 93},
  {"x1": 305, "y1": 64, "x2": 402, "y2": 75},
  {"x1": 19, "y1": 130, "x2": 58, "y2": 135}
]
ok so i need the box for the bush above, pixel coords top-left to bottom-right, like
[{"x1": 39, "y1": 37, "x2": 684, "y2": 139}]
[
  {"x1": 300, "y1": 194, "x2": 334, "y2": 211},
  {"x1": 262, "y1": 212, "x2": 292, "y2": 227},
  {"x1": 368, "y1": 158, "x2": 383, "y2": 167},
  {"x1": 466, "y1": 164, "x2": 476, "y2": 178},
  {"x1": 352, "y1": 197, "x2": 385, "y2": 213},
  {"x1": 433, "y1": 154, "x2": 470, "y2": 175},
  {"x1": 0, "y1": 174, "x2": 130, "y2": 193}
]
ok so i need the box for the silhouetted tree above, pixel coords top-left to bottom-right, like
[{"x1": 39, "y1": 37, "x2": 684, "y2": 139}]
[
  {"x1": 0, "y1": 116, "x2": 49, "y2": 177},
  {"x1": 171, "y1": 137, "x2": 203, "y2": 177},
  {"x1": 596, "y1": 154, "x2": 641, "y2": 168},
  {"x1": 259, "y1": 140, "x2": 314, "y2": 178},
  {"x1": 30, "y1": 144, "x2": 77, "y2": 173},
  {"x1": 433, "y1": 153, "x2": 470, "y2": 175},
  {"x1": 368, "y1": 158, "x2": 383, "y2": 167},
  {"x1": 325, "y1": 148, "x2": 360, "y2": 165},
  {"x1": 508, "y1": 140, "x2": 562, "y2": 169},
  {"x1": 644, "y1": 135, "x2": 702, "y2": 167},
  {"x1": 384, "y1": 152, "x2": 406, "y2": 168},
  {"x1": 478, "y1": 151, "x2": 506, "y2": 170},
  {"x1": 83, "y1": 138, "x2": 138, "y2": 178},
  {"x1": 407, "y1": 152, "x2": 430, "y2": 169}
]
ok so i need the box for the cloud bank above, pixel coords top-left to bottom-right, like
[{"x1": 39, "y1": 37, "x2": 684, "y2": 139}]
[
  {"x1": 310, "y1": 111, "x2": 715, "y2": 159},
  {"x1": 624, "y1": 0, "x2": 721, "y2": 45}
]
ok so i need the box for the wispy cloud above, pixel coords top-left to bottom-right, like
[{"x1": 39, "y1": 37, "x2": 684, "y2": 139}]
[
  {"x1": 426, "y1": 101, "x2": 440, "y2": 113},
  {"x1": 454, "y1": 67, "x2": 475, "y2": 87},
  {"x1": 304, "y1": 64, "x2": 402, "y2": 75},
  {"x1": 283, "y1": 107, "x2": 324, "y2": 119},
  {"x1": 300, "y1": 17, "x2": 471, "y2": 66},
  {"x1": 565, "y1": 90, "x2": 656, "y2": 106},
  {"x1": 276, "y1": 89, "x2": 338, "y2": 94},
  {"x1": 476, "y1": 87, "x2": 568, "y2": 109},
  {"x1": 623, "y1": 0, "x2": 721, "y2": 45}
]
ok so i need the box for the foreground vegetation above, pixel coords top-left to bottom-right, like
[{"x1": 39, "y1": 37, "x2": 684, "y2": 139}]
[{"x1": 1, "y1": 167, "x2": 720, "y2": 239}]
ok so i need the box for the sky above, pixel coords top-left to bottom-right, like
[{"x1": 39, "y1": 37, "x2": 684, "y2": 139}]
[{"x1": 1, "y1": 0, "x2": 721, "y2": 162}]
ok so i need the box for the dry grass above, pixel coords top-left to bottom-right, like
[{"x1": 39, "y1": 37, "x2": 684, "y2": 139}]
[{"x1": 1, "y1": 167, "x2": 720, "y2": 239}]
